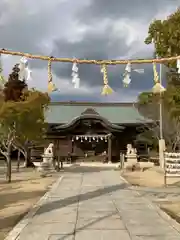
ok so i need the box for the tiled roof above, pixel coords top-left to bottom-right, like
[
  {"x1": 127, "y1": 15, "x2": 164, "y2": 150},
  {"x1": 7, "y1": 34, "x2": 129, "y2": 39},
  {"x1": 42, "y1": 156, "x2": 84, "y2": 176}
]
[{"x1": 45, "y1": 102, "x2": 150, "y2": 124}]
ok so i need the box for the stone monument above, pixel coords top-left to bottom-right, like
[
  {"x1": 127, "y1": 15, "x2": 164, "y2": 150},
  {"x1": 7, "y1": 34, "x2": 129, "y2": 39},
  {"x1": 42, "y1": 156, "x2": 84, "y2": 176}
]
[
  {"x1": 126, "y1": 144, "x2": 137, "y2": 166},
  {"x1": 39, "y1": 143, "x2": 54, "y2": 176}
]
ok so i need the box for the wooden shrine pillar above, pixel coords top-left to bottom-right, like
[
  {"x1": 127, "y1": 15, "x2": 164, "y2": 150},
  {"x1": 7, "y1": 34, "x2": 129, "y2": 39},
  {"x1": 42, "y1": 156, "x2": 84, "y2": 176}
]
[
  {"x1": 53, "y1": 139, "x2": 59, "y2": 170},
  {"x1": 54, "y1": 139, "x2": 59, "y2": 158},
  {"x1": 108, "y1": 134, "x2": 112, "y2": 163},
  {"x1": 53, "y1": 139, "x2": 58, "y2": 169},
  {"x1": 56, "y1": 139, "x2": 61, "y2": 170},
  {"x1": 68, "y1": 136, "x2": 73, "y2": 154}
]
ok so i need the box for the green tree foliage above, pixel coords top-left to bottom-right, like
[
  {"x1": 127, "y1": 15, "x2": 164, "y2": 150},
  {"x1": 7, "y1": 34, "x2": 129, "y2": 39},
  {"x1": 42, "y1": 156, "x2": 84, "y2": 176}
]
[
  {"x1": 0, "y1": 59, "x2": 50, "y2": 181},
  {"x1": 0, "y1": 90, "x2": 50, "y2": 182},
  {"x1": 144, "y1": 6, "x2": 180, "y2": 116},
  {"x1": 137, "y1": 91, "x2": 180, "y2": 151},
  {"x1": 137, "y1": 86, "x2": 180, "y2": 120},
  {"x1": 14, "y1": 90, "x2": 50, "y2": 167},
  {"x1": 0, "y1": 101, "x2": 26, "y2": 182},
  {"x1": 3, "y1": 64, "x2": 27, "y2": 101},
  {"x1": 145, "y1": 8, "x2": 180, "y2": 95},
  {"x1": 137, "y1": 91, "x2": 159, "y2": 119},
  {"x1": 138, "y1": 8, "x2": 180, "y2": 151},
  {"x1": 145, "y1": 8, "x2": 180, "y2": 68}
]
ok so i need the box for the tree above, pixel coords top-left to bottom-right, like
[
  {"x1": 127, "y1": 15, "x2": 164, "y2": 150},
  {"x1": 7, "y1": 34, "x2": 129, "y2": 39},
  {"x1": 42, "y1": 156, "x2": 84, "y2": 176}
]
[
  {"x1": 137, "y1": 92, "x2": 159, "y2": 119},
  {"x1": 145, "y1": 8, "x2": 180, "y2": 67},
  {"x1": 14, "y1": 90, "x2": 50, "y2": 168},
  {"x1": 0, "y1": 58, "x2": 51, "y2": 181},
  {"x1": 145, "y1": 8, "x2": 180, "y2": 116},
  {"x1": 0, "y1": 90, "x2": 50, "y2": 182},
  {"x1": 145, "y1": 8, "x2": 180, "y2": 104},
  {"x1": 0, "y1": 101, "x2": 25, "y2": 182},
  {"x1": 137, "y1": 92, "x2": 180, "y2": 151},
  {"x1": 140, "y1": 8, "x2": 180, "y2": 152},
  {"x1": 3, "y1": 63, "x2": 27, "y2": 102}
]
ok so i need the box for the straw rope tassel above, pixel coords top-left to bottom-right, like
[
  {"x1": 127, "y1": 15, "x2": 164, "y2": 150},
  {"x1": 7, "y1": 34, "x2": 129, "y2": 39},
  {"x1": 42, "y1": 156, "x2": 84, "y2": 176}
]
[
  {"x1": 153, "y1": 62, "x2": 159, "y2": 83},
  {"x1": 101, "y1": 64, "x2": 113, "y2": 95},
  {"x1": 47, "y1": 59, "x2": 56, "y2": 93},
  {"x1": 152, "y1": 62, "x2": 165, "y2": 94}
]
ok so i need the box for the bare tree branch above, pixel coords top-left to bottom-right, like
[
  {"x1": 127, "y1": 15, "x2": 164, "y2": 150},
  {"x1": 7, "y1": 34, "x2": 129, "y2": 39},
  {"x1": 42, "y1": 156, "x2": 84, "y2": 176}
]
[{"x1": 136, "y1": 107, "x2": 180, "y2": 151}]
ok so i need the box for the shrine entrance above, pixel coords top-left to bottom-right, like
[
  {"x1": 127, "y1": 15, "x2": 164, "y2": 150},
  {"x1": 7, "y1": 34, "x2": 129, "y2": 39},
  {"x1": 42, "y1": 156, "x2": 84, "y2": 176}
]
[
  {"x1": 47, "y1": 107, "x2": 126, "y2": 163},
  {"x1": 72, "y1": 134, "x2": 112, "y2": 162}
]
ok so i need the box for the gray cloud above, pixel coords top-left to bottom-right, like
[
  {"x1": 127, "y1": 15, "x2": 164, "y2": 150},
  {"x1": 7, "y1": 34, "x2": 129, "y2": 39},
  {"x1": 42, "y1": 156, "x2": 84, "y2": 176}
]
[
  {"x1": 77, "y1": 0, "x2": 180, "y2": 23},
  {"x1": 51, "y1": 26, "x2": 131, "y2": 87},
  {"x1": 49, "y1": 0, "x2": 178, "y2": 91},
  {"x1": 0, "y1": 0, "x2": 179, "y2": 101},
  {"x1": 50, "y1": 28, "x2": 154, "y2": 90},
  {"x1": 0, "y1": 0, "x2": 82, "y2": 53}
]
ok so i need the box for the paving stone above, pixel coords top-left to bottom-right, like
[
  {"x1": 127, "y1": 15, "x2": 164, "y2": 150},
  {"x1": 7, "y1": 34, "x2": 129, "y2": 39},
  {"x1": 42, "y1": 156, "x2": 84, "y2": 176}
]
[
  {"x1": 123, "y1": 217, "x2": 170, "y2": 226},
  {"x1": 35, "y1": 205, "x2": 77, "y2": 217},
  {"x1": 79, "y1": 196, "x2": 110, "y2": 202},
  {"x1": 77, "y1": 210, "x2": 116, "y2": 219},
  {"x1": 18, "y1": 222, "x2": 75, "y2": 240},
  {"x1": 76, "y1": 217, "x2": 126, "y2": 230},
  {"x1": 119, "y1": 209, "x2": 160, "y2": 219},
  {"x1": 74, "y1": 230, "x2": 131, "y2": 240},
  {"x1": 30, "y1": 210, "x2": 77, "y2": 223},
  {"x1": 48, "y1": 234, "x2": 74, "y2": 240},
  {"x1": 79, "y1": 198, "x2": 113, "y2": 204},
  {"x1": 132, "y1": 235, "x2": 180, "y2": 240},
  {"x1": 78, "y1": 204, "x2": 115, "y2": 211},
  {"x1": 10, "y1": 166, "x2": 180, "y2": 240},
  {"x1": 115, "y1": 202, "x2": 148, "y2": 210},
  {"x1": 127, "y1": 224, "x2": 175, "y2": 236},
  {"x1": 49, "y1": 193, "x2": 79, "y2": 199}
]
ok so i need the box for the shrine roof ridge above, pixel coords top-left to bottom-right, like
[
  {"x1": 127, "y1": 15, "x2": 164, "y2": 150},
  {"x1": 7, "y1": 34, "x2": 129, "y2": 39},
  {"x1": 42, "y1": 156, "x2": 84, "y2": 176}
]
[
  {"x1": 49, "y1": 101, "x2": 135, "y2": 107},
  {"x1": 45, "y1": 101, "x2": 151, "y2": 125}
]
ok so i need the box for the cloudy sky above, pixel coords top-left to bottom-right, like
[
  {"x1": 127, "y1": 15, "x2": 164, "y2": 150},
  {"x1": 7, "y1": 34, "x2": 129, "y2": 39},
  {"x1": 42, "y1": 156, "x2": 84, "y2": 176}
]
[{"x1": 0, "y1": 0, "x2": 180, "y2": 102}]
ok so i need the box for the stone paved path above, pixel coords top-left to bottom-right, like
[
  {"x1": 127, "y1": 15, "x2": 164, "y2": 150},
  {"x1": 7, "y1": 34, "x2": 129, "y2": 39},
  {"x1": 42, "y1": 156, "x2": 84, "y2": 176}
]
[
  {"x1": 130, "y1": 186, "x2": 180, "y2": 201},
  {"x1": 15, "y1": 166, "x2": 180, "y2": 239}
]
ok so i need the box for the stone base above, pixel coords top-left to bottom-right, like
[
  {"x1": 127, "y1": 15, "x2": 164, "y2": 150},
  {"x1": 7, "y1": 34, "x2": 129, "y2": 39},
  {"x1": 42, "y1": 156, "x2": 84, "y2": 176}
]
[
  {"x1": 126, "y1": 154, "x2": 137, "y2": 165},
  {"x1": 38, "y1": 162, "x2": 53, "y2": 177},
  {"x1": 127, "y1": 159, "x2": 137, "y2": 165},
  {"x1": 125, "y1": 162, "x2": 141, "y2": 172}
]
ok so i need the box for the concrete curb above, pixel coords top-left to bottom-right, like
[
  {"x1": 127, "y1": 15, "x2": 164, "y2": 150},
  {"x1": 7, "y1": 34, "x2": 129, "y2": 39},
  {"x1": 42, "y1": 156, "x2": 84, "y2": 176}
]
[
  {"x1": 151, "y1": 200, "x2": 180, "y2": 233},
  {"x1": 120, "y1": 174, "x2": 180, "y2": 234},
  {"x1": 4, "y1": 175, "x2": 63, "y2": 240}
]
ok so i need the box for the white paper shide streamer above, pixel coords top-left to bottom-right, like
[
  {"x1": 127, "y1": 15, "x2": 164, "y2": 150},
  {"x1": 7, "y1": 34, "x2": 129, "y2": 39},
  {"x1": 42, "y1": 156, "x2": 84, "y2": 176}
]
[
  {"x1": 122, "y1": 62, "x2": 144, "y2": 87},
  {"x1": 72, "y1": 61, "x2": 80, "y2": 89},
  {"x1": 133, "y1": 68, "x2": 144, "y2": 74},
  {"x1": 19, "y1": 57, "x2": 32, "y2": 82},
  {"x1": 122, "y1": 62, "x2": 131, "y2": 87}
]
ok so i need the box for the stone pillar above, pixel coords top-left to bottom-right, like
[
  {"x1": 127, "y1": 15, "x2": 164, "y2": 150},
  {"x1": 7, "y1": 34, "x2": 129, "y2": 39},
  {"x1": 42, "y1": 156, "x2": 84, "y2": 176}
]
[{"x1": 159, "y1": 139, "x2": 165, "y2": 168}]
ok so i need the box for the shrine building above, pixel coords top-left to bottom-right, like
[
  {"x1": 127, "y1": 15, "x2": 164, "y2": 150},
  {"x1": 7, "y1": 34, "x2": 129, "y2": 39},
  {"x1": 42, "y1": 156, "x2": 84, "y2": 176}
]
[{"x1": 44, "y1": 101, "x2": 151, "y2": 162}]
